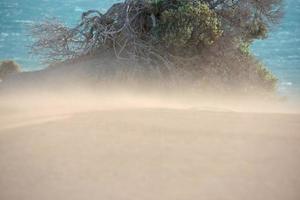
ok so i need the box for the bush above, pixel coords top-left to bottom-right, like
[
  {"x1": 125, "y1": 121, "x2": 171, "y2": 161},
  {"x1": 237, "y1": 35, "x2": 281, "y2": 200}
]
[
  {"x1": 30, "y1": 0, "x2": 283, "y2": 94},
  {"x1": 0, "y1": 60, "x2": 21, "y2": 79}
]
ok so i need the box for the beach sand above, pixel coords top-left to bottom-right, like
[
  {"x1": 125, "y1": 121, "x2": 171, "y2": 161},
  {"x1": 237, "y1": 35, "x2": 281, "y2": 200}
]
[{"x1": 0, "y1": 93, "x2": 300, "y2": 200}]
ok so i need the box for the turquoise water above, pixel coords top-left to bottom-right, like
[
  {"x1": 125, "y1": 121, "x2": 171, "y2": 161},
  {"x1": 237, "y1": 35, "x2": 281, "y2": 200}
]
[
  {"x1": 0, "y1": 0, "x2": 299, "y2": 98},
  {"x1": 0, "y1": 0, "x2": 121, "y2": 69},
  {"x1": 252, "y1": 0, "x2": 300, "y2": 99}
]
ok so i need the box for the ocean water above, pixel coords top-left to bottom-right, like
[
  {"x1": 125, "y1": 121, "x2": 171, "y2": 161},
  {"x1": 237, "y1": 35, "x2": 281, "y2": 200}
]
[
  {"x1": 252, "y1": 0, "x2": 300, "y2": 99},
  {"x1": 0, "y1": 0, "x2": 121, "y2": 69},
  {"x1": 0, "y1": 0, "x2": 299, "y2": 98}
]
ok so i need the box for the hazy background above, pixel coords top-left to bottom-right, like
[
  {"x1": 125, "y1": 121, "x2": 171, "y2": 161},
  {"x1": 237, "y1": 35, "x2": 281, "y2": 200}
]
[{"x1": 0, "y1": 0, "x2": 299, "y2": 98}]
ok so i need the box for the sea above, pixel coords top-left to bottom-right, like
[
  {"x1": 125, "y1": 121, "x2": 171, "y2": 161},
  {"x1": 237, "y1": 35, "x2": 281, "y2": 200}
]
[{"x1": 0, "y1": 0, "x2": 299, "y2": 99}]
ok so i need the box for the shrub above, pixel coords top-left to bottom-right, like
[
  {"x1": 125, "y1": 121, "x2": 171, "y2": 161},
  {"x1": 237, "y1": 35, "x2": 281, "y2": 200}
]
[
  {"x1": 30, "y1": 0, "x2": 283, "y2": 94},
  {"x1": 0, "y1": 60, "x2": 21, "y2": 79}
]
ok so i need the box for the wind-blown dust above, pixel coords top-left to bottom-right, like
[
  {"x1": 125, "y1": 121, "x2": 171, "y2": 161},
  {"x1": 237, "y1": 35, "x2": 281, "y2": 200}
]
[{"x1": 0, "y1": 85, "x2": 300, "y2": 200}]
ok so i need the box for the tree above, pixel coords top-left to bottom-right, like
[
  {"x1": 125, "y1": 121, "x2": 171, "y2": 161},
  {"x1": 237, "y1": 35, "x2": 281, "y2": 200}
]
[{"x1": 30, "y1": 0, "x2": 283, "y2": 93}]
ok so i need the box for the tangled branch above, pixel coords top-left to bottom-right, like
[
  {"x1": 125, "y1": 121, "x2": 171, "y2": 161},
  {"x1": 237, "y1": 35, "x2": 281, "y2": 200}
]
[{"x1": 30, "y1": 0, "x2": 283, "y2": 79}]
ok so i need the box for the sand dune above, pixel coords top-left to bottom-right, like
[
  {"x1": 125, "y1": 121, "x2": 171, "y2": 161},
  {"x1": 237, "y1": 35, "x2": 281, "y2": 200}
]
[{"x1": 0, "y1": 92, "x2": 300, "y2": 200}]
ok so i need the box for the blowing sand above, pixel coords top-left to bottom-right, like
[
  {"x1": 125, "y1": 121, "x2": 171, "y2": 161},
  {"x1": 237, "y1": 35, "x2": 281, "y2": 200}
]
[{"x1": 0, "y1": 91, "x2": 300, "y2": 200}]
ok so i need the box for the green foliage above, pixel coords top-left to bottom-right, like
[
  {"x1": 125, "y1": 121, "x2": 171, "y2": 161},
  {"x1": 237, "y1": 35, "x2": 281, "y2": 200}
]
[
  {"x1": 157, "y1": 2, "x2": 222, "y2": 53},
  {"x1": 255, "y1": 62, "x2": 278, "y2": 91},
  {"x1": 0, "y1": 60, "x2": 21, "y2": 79},
  {"x1": 239, "y1": 41, "x2": 251, "y2": 56}
]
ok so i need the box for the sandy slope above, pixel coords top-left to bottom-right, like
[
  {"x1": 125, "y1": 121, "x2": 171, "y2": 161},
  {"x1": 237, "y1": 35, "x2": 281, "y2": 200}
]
[{"x1": 1, "y1": 105, "x2": 300, "y2": 200}]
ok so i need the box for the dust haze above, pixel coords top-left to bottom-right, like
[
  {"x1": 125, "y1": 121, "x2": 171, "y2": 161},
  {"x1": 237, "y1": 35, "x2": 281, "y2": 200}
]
[{"x1": 1, "y1": 76, "x2": 300, "y2": 200}]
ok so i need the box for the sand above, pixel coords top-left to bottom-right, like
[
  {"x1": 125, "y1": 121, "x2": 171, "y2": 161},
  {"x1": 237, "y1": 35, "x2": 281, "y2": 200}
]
[{"x1": 0, "y1": 92, "x2": 300, "y2": 200}]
